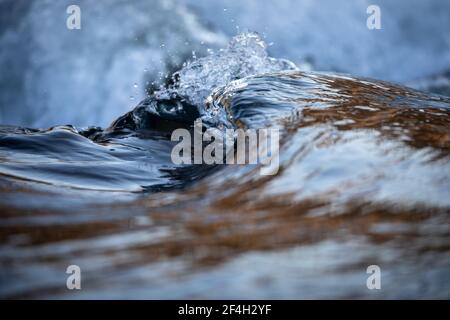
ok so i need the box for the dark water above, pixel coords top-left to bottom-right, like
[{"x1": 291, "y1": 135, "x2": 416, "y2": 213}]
[{"x1": 1, "y1": 69, "x2": 449, "y2": 298}]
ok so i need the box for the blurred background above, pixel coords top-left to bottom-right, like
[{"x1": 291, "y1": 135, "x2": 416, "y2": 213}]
[
  {"x1": 0, "y1": 0, "x2": 449, "y2": 128},
  {"x1": 1, "y1": 0, "x2": 450, "y2": 299}
]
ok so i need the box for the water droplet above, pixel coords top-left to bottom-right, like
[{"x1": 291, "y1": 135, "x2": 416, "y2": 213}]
[
  {"x1": 133, "y1": 83, "x2": 138, "y2": 88},
  {"x1": 129, "y1": 96, "x2": 135, "y2": 101}
]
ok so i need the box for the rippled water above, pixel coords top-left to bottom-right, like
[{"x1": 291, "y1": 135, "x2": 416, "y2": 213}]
[
  {"x1": 2, "y1": 0, "x2": 450, "y2": 128},
  {"x1": 1, "y1": 34, "x2": 450, "y2": 299}
]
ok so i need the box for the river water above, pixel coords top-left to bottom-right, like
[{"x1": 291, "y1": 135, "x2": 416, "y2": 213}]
[{"x1": 1, "y1": 33, "x2": 449, "y2": 298}]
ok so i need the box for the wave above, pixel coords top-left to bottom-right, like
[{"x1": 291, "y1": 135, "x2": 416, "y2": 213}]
[
  {"x1": 0, "y1": 33, "x2": 450, "y2": 299},
  {"x1": 0, "y1": 0, "x2": 227, "y2": 127},
  {"x1": 2, "y1": 0, "x2": 450, "y2": 129},
  {"x1": 1, "y1": 33, "x2": 449, "y2": 199}
]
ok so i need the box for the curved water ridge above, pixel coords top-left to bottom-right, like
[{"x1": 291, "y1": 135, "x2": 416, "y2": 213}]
[
  {"x1": 0, "y1": 33, "x2": 297, "y2": 192},
  {"x1": 197, "y1": 71, "x2": 450, "y2": 210},
  {"x1": 0, "y1": 70, "x2": 449, "y2": 196},
  {"x1": 1, "y1": 36, "x2": 450, "y2": 299}
]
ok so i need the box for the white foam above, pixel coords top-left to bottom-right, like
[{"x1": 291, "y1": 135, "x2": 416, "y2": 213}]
[{"x1": 156, "y1": 32, "x2": 298, "y2": 107}]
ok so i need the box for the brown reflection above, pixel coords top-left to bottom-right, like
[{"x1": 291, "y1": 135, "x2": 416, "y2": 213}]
[{"x1": 1, "y1": 71, "x2": 449, "y2": 298}]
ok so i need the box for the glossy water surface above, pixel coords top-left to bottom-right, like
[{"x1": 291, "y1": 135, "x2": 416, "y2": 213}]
[{"x1": 1, "y1": 69, "x2": 449, "y2": 298}]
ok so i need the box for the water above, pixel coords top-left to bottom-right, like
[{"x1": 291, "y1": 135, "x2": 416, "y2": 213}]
[
  {"x1": 2, "y1": 0, "x2": 450, "y2": 128},
  {"x1": 0, "y1": 0, "x2": 227, "y2": 128},
  {"x1": 182, "y1": 0, "x2": 450, "y2": 82},
  {"x1": 1, "y1": 32, "x2": 449, "y2": 298}
]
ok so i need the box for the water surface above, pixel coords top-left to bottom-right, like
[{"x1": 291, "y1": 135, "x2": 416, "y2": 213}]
[{"x1": 1, "y1": 34, "x2": 450, "y2": 299}]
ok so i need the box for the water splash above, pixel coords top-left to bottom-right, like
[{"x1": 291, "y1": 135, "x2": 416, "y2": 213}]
[
  {"x1": 156, "y1": 32, "x2": 298, "y2": 108},
  {"x1": 1, "y1": 70, "x2": 450, "y2": 299},
  {"x1": 0, "y1": 0, "x2": 227, "y2": 128}
]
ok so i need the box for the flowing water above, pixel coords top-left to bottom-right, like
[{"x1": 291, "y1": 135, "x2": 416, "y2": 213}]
[{"x1": 0, "y1": 33, "x2": 450, "y2": 299}]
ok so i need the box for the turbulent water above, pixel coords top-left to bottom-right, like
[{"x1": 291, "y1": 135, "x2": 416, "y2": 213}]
[
  {"x1": 1, "y1": 33, "x2": 450, "y2": 299},
  {"x1": 2, "y1": 0, "x2": 450, "y2": 128}
]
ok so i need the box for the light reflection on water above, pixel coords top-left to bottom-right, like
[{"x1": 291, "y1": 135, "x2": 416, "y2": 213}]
[{"x1": 0, "y1": 71, "x2": 449, "y2": 298}]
